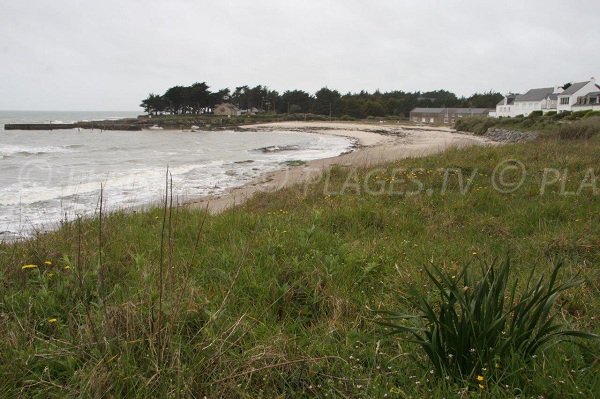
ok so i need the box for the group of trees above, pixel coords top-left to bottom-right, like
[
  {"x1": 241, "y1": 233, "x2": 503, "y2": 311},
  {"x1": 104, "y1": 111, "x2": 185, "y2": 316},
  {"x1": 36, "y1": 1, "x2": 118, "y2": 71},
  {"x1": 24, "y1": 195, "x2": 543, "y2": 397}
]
[{"x1": 140, "y1": 82, "x2": 503, "y2": 118}]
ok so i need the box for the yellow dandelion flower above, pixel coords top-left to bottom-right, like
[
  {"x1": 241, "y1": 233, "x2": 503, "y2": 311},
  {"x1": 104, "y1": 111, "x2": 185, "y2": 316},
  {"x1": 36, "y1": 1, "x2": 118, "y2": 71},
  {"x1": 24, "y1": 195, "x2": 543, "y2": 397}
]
[
  {"x1": 472, "y1": 252, "x2": 477, "y2": 255},
  {"x1": 64, "y1": 265, "x2": 71, "y2": 270},
  {"x1": 44, "y1": 260, "x2": 52, "y2": 266},
  {"x1": 476, "y1": 375, "x2": 485, "y2": 382},
  {"x1": 478, "y1": 384, "x2": 485, "y2": 389},
  {"x1": 22, "y1": 264, "x2": 38, "y2": 270},
  {"x1": 48, "y1": 318, "x2": 58, "y2": 324}
]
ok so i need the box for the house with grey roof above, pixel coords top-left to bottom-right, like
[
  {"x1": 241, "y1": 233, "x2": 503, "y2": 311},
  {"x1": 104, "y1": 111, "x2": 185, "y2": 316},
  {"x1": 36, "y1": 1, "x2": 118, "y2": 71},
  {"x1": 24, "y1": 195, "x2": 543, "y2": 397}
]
[
  {"x1": 557, "y1": 78, "x2": 599, "y2": 113},
  {"x1": 572, "y1": 91, "x2": 600, "y2": 112},
  {"x1": 511, "y1": 86, "x2": 562, "y2": 117}
]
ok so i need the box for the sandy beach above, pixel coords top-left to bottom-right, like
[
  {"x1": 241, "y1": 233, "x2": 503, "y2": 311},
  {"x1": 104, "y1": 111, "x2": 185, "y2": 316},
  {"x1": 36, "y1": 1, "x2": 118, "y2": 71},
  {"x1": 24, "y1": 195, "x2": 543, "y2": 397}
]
[{"x1": 186, "y1": 121, "x2": 491, "y2": 213}]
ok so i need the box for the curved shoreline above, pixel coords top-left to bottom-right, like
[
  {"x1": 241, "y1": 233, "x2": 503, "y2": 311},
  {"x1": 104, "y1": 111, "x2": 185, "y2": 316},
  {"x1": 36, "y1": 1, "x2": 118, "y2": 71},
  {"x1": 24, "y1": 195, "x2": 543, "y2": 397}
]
[{"x1": 185, "y1": 121, "x2": 492, "y2": 213}]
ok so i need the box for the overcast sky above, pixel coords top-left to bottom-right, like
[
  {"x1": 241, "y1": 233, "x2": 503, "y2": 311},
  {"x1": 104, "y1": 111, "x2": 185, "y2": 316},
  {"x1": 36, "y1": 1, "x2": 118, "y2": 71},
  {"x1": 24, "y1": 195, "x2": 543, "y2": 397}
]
[{"x1": 1, "y1": 0, "x2": 599, "y2": 111}]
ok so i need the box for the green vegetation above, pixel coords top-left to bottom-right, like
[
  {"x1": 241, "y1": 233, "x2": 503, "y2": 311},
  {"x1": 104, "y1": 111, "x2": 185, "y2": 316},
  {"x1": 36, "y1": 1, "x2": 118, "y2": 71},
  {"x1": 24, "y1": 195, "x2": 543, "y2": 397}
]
[
  {"x1": 1, "y1": 136, "x2": 600, "y2": 397},
  {"x1": 141, "y1": 81, "x2": 502, "y2": 118},
  {"x1": 455, "y1": 112, "x2": 600, "y2": 138},
  {"x1": 379, "y1": 260, "x2": 597, "y2": 386}
]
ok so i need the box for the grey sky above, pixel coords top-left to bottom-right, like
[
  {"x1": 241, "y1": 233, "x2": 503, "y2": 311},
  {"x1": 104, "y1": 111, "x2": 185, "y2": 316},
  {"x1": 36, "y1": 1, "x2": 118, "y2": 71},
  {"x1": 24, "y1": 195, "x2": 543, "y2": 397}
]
[{"x1": 1, "y1": 0, "x2": 599, "y2": 111}]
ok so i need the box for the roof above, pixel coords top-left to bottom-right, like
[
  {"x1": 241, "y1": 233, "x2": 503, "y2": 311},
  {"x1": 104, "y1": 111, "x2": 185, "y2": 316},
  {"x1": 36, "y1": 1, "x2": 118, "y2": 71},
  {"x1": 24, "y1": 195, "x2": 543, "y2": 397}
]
[
  {"x1": 215, "y1": 103, "x2": 239, "y2": 110},
  {"x1": 410, "y1": 108, "x2": 491, "y2": 115},
  {"x1": 559, "y1": 81, "x2": 591, "y2": 96},
  {"x1": 497, "y1": 94, "x2": 519, "y2": 106},
  {"x1": 515, "y1": 87, "x2": 555, "y2": 102},
  {"x1": 411, "y1": 107, "x2": 445, "y2": 114}
]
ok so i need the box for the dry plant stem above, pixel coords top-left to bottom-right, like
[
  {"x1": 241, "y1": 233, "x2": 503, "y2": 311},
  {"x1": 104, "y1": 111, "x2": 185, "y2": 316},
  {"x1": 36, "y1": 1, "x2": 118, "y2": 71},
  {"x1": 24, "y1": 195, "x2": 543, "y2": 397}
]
[{"x1": 157, "y1": 168, "x2": 169, "y2": 370}]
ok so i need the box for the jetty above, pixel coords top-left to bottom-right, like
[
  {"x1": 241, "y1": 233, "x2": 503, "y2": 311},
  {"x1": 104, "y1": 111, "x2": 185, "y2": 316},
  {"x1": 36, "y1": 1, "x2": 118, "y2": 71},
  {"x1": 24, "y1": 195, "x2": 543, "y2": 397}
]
[{"x1": 4, "y1": 119, "x2": 144, "y2": 131}]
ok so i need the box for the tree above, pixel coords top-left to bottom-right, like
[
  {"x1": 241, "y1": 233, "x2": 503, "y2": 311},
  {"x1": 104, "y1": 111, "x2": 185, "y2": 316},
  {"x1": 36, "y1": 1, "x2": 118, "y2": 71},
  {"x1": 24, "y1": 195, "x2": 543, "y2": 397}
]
[
  {"x1": 141, "y1": 81, "x2": 504, "y2": 118},
  {"x1": 140, "y1": 93, "x2": 168, "y2": 115},
  {"x1": 361, "y1": 100, "x2": 386, "y2": 117},
  {"x1": 280, "y1": 90, "x2": 313, "y2": 113},
  {"x1": 163, "y1": 86, "x2": 188, "y2": 114},
  {"x1": 210, "y1": 88, "x2": 231, "y2": 108},
  {"x1": 312, "y1": 87, "x2": 341, "y2": 117},
  {"x1": 467, "y1": 91, "x2": 503, "y2": 108},
  {"x1": 189, "y1": 82, "x2": 211, "y2": 113}
]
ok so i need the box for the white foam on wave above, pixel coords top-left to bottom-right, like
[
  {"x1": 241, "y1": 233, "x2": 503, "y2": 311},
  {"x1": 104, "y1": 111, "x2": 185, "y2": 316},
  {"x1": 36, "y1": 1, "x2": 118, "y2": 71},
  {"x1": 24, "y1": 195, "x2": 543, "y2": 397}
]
[
  {"x1": 0, "y1": 129, "x2": 354, "y2": 238},
  {"x1": 0, "y1": 144, "x2": 74, "y2": 157}
]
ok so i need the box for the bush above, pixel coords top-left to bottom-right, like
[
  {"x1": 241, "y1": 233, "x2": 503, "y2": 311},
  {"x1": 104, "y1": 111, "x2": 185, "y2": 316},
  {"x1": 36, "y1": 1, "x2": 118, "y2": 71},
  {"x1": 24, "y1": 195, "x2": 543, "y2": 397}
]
[
  {"x1": 528, "y1": 110, "x2": 543, "y2": 118},
  {"x1": 584, "y1": 110, "x2": 600, "y2": 118},
  {"x1": 454, "y1": 116, "x2": 496, "y2": 135},
  {"x1": 339, "y1": 114, "x2": 356, "y2": 121},
  {"x1": 377, "y1": 259, "x2": 598, "y2": 384},
  {"x1": 551, "y1": 111, "x2": 571, "y2": 120},
  {"x1": 545, "y1": 111, "x2": 557, "y2": 117},
  {"x1": 572, "y1": 110, "x2": 590, "y2": 118},
  {"x1": 558, "y1": 118, "x2": 600, "y2": 139}
]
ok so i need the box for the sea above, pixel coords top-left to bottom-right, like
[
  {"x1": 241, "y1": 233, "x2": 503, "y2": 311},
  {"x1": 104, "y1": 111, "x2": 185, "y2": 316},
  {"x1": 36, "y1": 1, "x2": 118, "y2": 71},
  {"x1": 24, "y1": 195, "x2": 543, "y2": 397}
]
[{"x1": 0, "y1": 111, "x2": 353, "y2": 240}]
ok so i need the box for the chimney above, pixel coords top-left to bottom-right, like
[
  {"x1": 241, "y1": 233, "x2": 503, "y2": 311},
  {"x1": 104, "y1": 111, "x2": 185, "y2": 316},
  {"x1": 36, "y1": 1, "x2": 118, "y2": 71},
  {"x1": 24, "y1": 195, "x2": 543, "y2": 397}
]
[
  {"x1": 553, "y1": 86, "x2": 563, "y2": 94},
  {"x1": 591, "y1": 77, "x2": 596, "y2": 83}
]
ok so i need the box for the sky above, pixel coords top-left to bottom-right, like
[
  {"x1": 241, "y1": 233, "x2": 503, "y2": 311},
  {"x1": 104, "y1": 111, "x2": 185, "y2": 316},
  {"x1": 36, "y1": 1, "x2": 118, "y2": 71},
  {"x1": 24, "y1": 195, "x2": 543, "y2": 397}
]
[{"x1": 1, "y1": 0, "x2": 599, "y2": 111}]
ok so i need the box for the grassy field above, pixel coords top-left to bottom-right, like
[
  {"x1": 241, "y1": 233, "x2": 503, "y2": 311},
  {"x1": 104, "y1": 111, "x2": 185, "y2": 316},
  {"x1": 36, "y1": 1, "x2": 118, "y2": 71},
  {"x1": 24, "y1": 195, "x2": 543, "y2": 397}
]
[{"x1": 1, "y1": 133, "x2": 600, "y2": 397}]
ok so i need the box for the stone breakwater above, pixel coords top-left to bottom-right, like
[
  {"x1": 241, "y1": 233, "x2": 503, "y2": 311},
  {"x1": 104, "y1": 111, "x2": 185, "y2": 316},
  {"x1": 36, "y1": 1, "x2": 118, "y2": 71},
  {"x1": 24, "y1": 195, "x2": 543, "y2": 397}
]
[
  {"x1": 484, "y1": 128, "x2": 538, "y2": 143},
  {"x1": 4, "y1": 120, "x2": 143, "y2": 131}
]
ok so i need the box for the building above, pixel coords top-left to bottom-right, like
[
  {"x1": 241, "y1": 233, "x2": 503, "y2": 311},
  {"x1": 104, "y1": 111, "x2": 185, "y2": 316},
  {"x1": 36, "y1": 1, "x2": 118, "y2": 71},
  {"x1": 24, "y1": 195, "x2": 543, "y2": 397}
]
[
  {"x1": 494, "y1": 93, "x2": 519, "y2": 117},
  {"x1": 213, "y1": 103, "x2": 240, "y2": 116},
  {"x1": 557, "y1": 78, "x2": 599, "y2": 113},
  {"x1": 409, "y1": 108, "x2": 491, "y2": 125},
  {"x1": 572, "y1": 91, "x2": 600, "y2": 112},
  {"x1": 511, "y1": 87, "x2": 562, "y2": 117}
]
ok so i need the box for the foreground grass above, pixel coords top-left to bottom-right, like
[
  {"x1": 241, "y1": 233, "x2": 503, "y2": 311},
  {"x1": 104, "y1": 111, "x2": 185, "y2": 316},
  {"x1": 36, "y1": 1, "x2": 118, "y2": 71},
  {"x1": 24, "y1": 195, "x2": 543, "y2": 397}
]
[{"x1": 1, "y1": 136, "x2": 600, "y2": 397}]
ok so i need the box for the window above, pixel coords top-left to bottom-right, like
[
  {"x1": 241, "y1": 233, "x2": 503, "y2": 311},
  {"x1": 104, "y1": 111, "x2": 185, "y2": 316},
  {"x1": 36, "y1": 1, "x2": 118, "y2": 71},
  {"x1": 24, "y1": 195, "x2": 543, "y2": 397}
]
[{"x1": 560, "y1": 97, "x2": 570, "y2": 105}]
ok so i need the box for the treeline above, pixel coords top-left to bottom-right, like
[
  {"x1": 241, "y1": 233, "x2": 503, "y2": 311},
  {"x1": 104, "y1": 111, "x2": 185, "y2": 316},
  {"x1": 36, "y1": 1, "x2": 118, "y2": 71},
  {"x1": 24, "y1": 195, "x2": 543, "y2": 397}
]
[{"x1": 140, "y1": 82, "x2": 502, "y2": 118}]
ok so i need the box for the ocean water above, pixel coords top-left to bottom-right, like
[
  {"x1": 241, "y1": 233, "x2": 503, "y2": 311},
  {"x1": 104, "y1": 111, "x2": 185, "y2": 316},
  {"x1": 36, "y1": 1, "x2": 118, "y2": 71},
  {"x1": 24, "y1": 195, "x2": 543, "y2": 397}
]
[{"x1": 0, "y1": 111, "x2": 353, "y2": 240}]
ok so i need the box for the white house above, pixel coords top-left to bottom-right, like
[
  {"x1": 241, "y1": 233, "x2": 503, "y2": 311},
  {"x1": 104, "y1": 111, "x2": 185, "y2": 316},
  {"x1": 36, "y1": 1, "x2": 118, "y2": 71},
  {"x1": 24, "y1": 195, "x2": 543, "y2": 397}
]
[
  {"x1": 494, "y1": 93, "x2": 519, "y2": 117},
  {"x1": 511, "y1": 87, "x2": 562, "y2": 117},
  {"x1": 571, "y1": 91, "x2": 600, "y2": 112},
  {"x1": 557, "y1": 78, "x2": 600, "y2": 113}
]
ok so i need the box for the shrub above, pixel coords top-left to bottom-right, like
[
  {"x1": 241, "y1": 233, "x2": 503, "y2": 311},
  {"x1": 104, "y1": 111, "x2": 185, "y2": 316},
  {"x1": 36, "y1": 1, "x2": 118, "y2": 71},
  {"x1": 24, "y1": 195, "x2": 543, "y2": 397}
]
[
  {"x1": 558, "y1": 118, "x2": 600, "y2": 139},
  {"x1": 528, "y1": 111, "x2": 543, "y2": 118},
  {"x1": 545, "y1": 111, "x2": 557, "y2": 117},
  {"x1": 454, "y1": 116, "x2": 495, "y2": 135},
  {"x1": 572, "y1": 110, "x2": 590, "y2": 119},
  {"x1": 377, "y1": 259, "x2": 598, "y2": 384},
  {"x1": 551, "y1": 111, "x2": 571, "y2": 120},
  {"x1": 584, "y1": 110, "x2": 600, "y2": 118}
]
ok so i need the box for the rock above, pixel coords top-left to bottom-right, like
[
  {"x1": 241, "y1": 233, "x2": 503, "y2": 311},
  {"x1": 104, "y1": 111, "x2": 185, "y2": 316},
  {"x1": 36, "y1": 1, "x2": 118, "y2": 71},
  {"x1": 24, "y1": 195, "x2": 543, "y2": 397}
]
[{"x1": 484, "y1": 128, "x2": 538, "y2": 143}]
